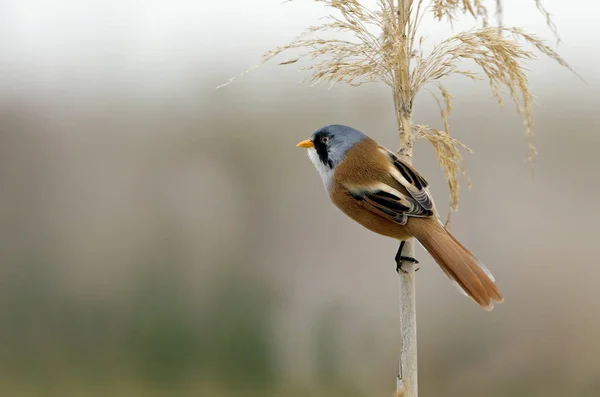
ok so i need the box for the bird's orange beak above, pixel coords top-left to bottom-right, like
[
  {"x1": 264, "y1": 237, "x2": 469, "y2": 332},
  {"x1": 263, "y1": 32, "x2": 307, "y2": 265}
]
[{"x1": 296, "y1": 139, "x2": 314, "y2": 148}]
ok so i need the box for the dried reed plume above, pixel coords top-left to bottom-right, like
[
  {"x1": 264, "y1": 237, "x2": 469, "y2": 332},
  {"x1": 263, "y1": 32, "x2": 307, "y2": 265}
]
[{"x1": 222, "y1": 0, "x2": 574, "y2": 222}]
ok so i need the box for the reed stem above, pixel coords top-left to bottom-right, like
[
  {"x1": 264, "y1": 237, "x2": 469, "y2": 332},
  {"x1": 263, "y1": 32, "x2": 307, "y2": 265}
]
[{"x1": 395, "y1": 1, "x2": 417, "y2": 394}]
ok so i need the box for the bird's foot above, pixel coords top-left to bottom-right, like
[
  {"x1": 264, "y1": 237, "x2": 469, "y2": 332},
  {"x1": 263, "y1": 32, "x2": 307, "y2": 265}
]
[
  {"x1": 394, "y1": 240, "x2": 419, "y2": 273},
  {"x1": 396, "y1": 257, "x2": 420, "y2": 274}
]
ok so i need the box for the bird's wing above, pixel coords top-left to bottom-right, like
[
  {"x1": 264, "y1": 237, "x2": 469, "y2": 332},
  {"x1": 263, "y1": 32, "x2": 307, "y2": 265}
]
[
  {"x1": 343, "y1": 147, "x2": 434, "y2": 226},
  {"x1": 377, "y1": 146, "x2": 434, "y2": 211},
  {"x1": 347, "y1": 181, "x2": 433, "y2": 226}
]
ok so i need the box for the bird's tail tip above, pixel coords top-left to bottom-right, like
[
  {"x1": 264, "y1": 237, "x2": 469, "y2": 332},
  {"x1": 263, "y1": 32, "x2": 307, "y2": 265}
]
[{"x1": 411, "y1": 220, "x2": 504, "y2": 311}]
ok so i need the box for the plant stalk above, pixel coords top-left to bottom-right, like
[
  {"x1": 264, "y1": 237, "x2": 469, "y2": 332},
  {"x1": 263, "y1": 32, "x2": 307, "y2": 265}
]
[
  {"x1": 396, "y1": 239, "x2": 417, "y2": 397},
  {"x1": 395, "y1": 116, "x2": 417, "y2": 397},
  {"x1": 395, "y1": 1, "x2": 417, "y2": 396}
]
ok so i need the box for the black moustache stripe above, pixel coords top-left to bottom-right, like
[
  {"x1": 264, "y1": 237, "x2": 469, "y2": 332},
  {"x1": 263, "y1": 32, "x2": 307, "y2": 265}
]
[{"x1": 315, "y1": 138, "x2": 332, "y2": 168}]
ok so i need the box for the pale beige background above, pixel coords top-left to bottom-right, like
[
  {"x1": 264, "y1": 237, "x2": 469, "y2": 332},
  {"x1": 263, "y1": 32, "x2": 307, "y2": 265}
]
[{"x1": 0, "y1": 1, "x2": 598, "y2": 396}]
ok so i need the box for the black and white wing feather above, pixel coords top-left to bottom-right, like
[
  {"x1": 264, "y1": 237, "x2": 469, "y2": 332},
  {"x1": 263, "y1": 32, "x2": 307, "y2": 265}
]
[
  {"x1": 379, "y1": 147, "x2": 434, "y2": 211},
  {"x1": 349, "y1": 181, "x2": 433, "y2": 226}
]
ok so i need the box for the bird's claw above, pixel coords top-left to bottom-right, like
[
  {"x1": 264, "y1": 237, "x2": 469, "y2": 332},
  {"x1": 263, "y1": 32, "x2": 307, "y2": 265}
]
[{"x1": 396, "y1": 256, "x2": 420, "y2": 274}]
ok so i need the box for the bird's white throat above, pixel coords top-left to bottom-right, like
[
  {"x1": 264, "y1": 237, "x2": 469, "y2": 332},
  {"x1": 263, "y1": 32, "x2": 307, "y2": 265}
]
[{"x1": 307, "y1": 148, "x2": 334, "y2": 192}]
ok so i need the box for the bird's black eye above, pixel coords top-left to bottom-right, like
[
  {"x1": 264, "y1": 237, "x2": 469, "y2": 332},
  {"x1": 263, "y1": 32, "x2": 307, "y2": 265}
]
[{"x1": 321, "y1": 136, "x2": 329, "y2": 145}]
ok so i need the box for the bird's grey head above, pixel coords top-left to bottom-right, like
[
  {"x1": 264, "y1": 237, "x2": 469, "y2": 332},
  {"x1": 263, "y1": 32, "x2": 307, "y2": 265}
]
[
  {"x1": 299, "y1": 124, "x2": 368, "y2": 190},
  {"x1": 308, "y1": 124, "x2": 367, "y2": 168}
]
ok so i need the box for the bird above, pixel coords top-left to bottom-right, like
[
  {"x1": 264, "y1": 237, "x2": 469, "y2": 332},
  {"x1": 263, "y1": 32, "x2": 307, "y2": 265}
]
[{"x1": 296, "y1": 124, "x2": 503, "y2": 311}]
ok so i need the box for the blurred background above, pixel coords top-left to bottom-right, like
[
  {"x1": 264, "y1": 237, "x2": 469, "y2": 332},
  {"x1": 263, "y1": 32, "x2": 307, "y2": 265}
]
[{"x1": 0, "y1": 1, "x2": 599, "y2": 396}]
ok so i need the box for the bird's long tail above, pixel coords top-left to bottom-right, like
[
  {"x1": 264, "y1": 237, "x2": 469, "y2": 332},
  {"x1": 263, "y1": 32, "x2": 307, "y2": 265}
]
[{"x1": 407, "y1": 218, "x2": 503, "y2": 311}]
